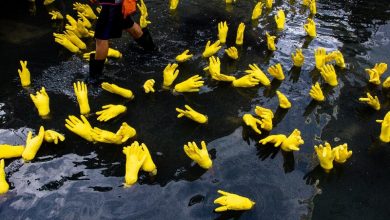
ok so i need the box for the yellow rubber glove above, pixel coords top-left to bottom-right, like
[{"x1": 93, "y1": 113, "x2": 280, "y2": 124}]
[
  {"x1": 77, "y1": 12, "x2": 92, "y2": 29},
  {"x1": 320, "y1": 64, "x2": 338, "y2": 86},
  {"x1": 242, "y1": 114, "x2": 262, "y2": 134},
  {"x1": 226, "y1": 0, "x2": 233, "y2": 3},
  {"x1": 140, "y1": 143, "x2": 157, "y2": 175},
  {"x1": 123, "y1": 143, "x2": 146, "y2": 186},
  {"x1": 184, "y1": 141, "x2": 212, "y2": 169},
  {"x1": 309, "y1": 0, "x2": 317, "y2": 15},
  {"x1": 116, "y1": 122, "x2": 137, "y2": 143},
  {"x1": 107, "y1": 48, "x2": 122, "y2": 58},
  {"x1": 304, "y1": 18, "x2": 316, "y2": 37},
  {"x1": 212, "y1": 74, "x2": 236, "y2": 82},
  {"x1": 65, "y1": 24, "x2": 81, "y2": 38},
  {"x1": 225, "y1": 46, "x2": 239, "y2": 60},
  {"x1": 0, "y1": 145, "x2": 24, "y2": 159},
  {"x1": 265, "y1": 0, "x2": 273, "y2": 9},
  {"x1": 101, "y1": 82, "x2": 134, "y2": 99},
  {"x1": 359, "y1": 93, "x2": 380, "y2": 110},
  {"x1": 73, "y1": 2, "x2": 86, "y2": 13},
  {"x1": 91, "y1": 127, "x2": 122, "y2": 144},
  {"x1": 365, "y1": 68, "x2": 381, "y2": 85},
  {"x1": 18, "y1": 60, "x2": 31, "y2": 87},
  {"x1": 96, "y1": 6, "x2": 102, "y2": 14},
  {"x1": 255, "y1": 106, "x2": 274, "y2": 119},
  {"x1": 96, "y1": 104, "x2": 127, "y2": 122},
  {"x1": 327, "y1": 51, "x2": 346, "y2": 68},
  {"x1": 65, "y1": 115, "x2": 94, "y2": 142},
  {"x1": 314, "y1": 142, "x2": 334, "y2": 171},
  {"x1": 309, "y1": 82, "x2": 325, "y2": 101},
  {"x1": 281, "y1": 129, "x2": 304, "y2": 151},
  {"x1": 176, "y1": 105, "x2": 208, "y2": 124},
  {"x1": 383, "y1": 77, "x2": 390, "y2": 88},
  {"x1": 0, "y1": 159, "x2": 9, "y2": 194},
  {"x1": 43, "y1": 0, "x2": 55, "y2": 6},
  {"x1": 315, "y1": 47, "x2": 326, "y2": 70},
  {"x1": 251, "y1": 2, "x2": 264, "y2": 20},
  {"x1": 235, "y1": 23, "x2": 245, "y2": 45},
  {"x1": 49, "y1": 11, "x2": 63, "y2": 20},
  {"x1": 259, "y1": 134, "x2": 287, "y2": 147},
  {"x1": 76, "y1": 20, "x2": 92, "y2": 38},
  {"x1": 54, "y1": 34, "x2": 80, "y2": 53},
  {"x1": 333, "y1": 143, "x2": 352, "y2": 164},
  {"x1": 218, "y1": 21, "x2": 228, "y2": 44},
  {"x1": 290, "y1": 49, "x2": 304, "y2": 68},
  {"x1": 266, "y1": 32, "x2": 276, "y2": 51},
  {"x1": 140, "y1": 15, "x2": 151, "y2": 28},
  {"x1": 245, "y1": 64, "x2": 270, "y2": 86},
  {"x1": 260, "y1": 115, "x2": 273, "y2": 131},
  {"x1": 22, "y1": 126, "x2": 45, "y2": 161},
  {"x1": 302, "y1": 0, "x2": 311, "y2": 6},
  {"x1": 376, "y1": 112, "x2": 390, "y2": 143},
  {"x1": 276, "y1": 91, "x2": 291, "y2": 109},
  {"x1": 78, "y1": 3, "x2": 97, "y2": 20},
  {"x1": 204, "y1": 56, "x2": 221, "y2": 76},
  {"x1": 63, "y1": 30, "x2": 86, "y2": 50},
  {"x1": 30, "y1": 87, "x2": 50, "y2": 117},
  {"x1": 174, "y1": 75, "x2": 204, "y2": 93},
  {"x1": 214, "y1": 190, "x2": 255, "y2": 212},
  {"x1": 44, "y1": 130, "x2": 65, "y2": 144},
  {"x1": 373, "y1": 63, "x2": 388, "y2": 75},
  {"x1": 232, "y1": 75, "x2": 260, "y2": 88},
  {"x1": 175, "y1": 50, "x2": 193, "y2": 63},
  {"x1": 170, "y1": 0, "x2": 179, "y2": 10},
  {"x1": 163, "y1": 63, "x2": 180, "y2": 87},
  {"x1": 74, "y1": 81, "x2": 90, "y2": 115},
  {"x1": 137, "y1": 0, "x2": 148, "y2": 16},
  {"x1": 66, "y1": 15, "x2": 78, "y2": 27},
  {"x1": 202, "y1": 40, "x2": 222, "y2": 58},
  {"x1": 275, "y1": 10, "x2": 285, "y2": 30},
  {"x1": 143, "y1": 79, "x2": 155, "y2": 93},
  {"x1": 268, "y1": 63, "x2": 285, "y2": 80}
]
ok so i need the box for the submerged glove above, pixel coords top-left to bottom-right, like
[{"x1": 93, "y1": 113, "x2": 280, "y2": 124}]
[
  {"x1": 101, "y1": 82, "x2": 134, "y2": 99},
  {"x1": 281, "y1": 129, "x2": 304, "y2": 151},
  {"x1": 309, "y1": 0, "x2": 317, "y2": 15},
  {"x1": 291, "y1": 49, "x2": 305, "y2": 67},
  {"x1": 266, "y1": 32, "x2": 276, "y2": 51},
  {"x1": 218, "y1": 21, "x2": 228, "y2": 44},
  {"x1": 49, "y1": 11, "x2": 64, "y2": 20},
  {"x1": 143, "y1": 79, "x2": 155, "y2": 93},
  {"x1": 22, "y1": 126, "x2": 45, "y2": 161},
  {"x1": 315, "y1": 142, "x2": 334, "y2": 171},
  {"x1": 140, "y1": 15, "x2": 151, "y2": 28},
  {"x1": 245, "y1": 64, "x2": 270, "y2": 86},
  {"x1": 232, "y1": 75, "x2": 260, "y2": 88},
  {"x1": 376, "y1": 111, "x2": 390, "y2": 143},
  {"x1": 74, "y1": 81, "x2": 90, "y2": 115},
  {"x1": 170, "y1": 0, "x2": 179, "y2": 10},
  {"x1": 44, "y1": 130, "x2": 65, "y2": 144},
  {"x1": 304, "y1": 18, "x2": 316, "y2": 37},
  {"x1": 184, "y1": 141, "x2": 212, "y2": 169},
  {"x1": 265, "y1": 0, "x2": 273, "y2": 9},
  {"x1": 174, "y1": 75, "x2": 204, "y2": 93},
  {"x1": 54, "y1": 34, "x2": 80, "y2": 53},
  {"x1": 259, "y1": 134, "x2": 287, "y2": 147},
  {"x1": 320, "y1": 64, "x2": 338, "y2": 86},
  {"x1": 309, "y1": 82, "x2": 325, "y2": 101},
  {"x1": 140, "y1": 143, "x2": 157, "y2": 175},
  {"x1": 18, "y1": 60, "x2": 31, "y2": 87},
  {"x1": 225, "y1": 46, "x2": 239, "y2": 60},
  {"x1": 175, "y1": 50, "x2": 193, "y2": 63},
  {"x1": 242, "y1": 114, "x2": 262, "y2": 134},
  {"x1": 116, "y1": 122, "x2": 137, "y2": 143},
  {"x1": 274, "y1": 10, "x2": 285, "y2": 30},
  {"x1": 333, "y1": 143, "x2": 352, "y2": 164},
  {"x1": 315, "y1": 47, "x2": 326, "y2": 70},
  {"x1": 268, "y1": 63, "x2": 285, "y2": 80},
  {"x1": 359, "y1": 92, "x2": 380, "y2": 110},
  {"x1": 30, "y1": 87, "x2": 50, "y2": 117},
  {"x1": 251, "y1": 2, "x2": 264, "y2": 20},
  {"x1": 163, "y1": 63, "x2": 180, "y2": 87},
  {"x1": 214, "y1": 190, "x2": 255, "y2": 212},
  {"x1": 91, "y1": 127, "x2": 122, "y2": 144},
  {"x1": 96, "y1": 104, "x2": 127, "y2": 122},
  {"x1": 0, "y1": 144, "x2": 24, "y2": 159},
  {"x1": 176, "y1": 105, "x2": 208, "y2": 124},
  {"x1": 276, "y1": 91, "x2": 291, "y2": 109},
  {"x1": 63, "y1": 30, "x2": 86, "y2": 50},
  {"x1": 202, "y1": 40, "x2": 221, "y2": 58},
  {"x1": 123, "y1": 142, "x2": 147, "y2": 186},
  {"x1": 235, "y1": 23, "x2": 245, "y2": 45},
  {"x1": 0, "y1": 159, "x2": 9, "y2": 194},
  {"x1": 65, "y1": 115, "x2": 94, "y2": 142}
]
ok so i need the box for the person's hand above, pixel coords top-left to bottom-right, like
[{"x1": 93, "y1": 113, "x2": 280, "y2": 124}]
[
  {"x1": 30, "y1": 87, "x2": 50, "y2": 116},
  {"x1": 175, "y1": 50, "x2": 193, "y2": 63},
  {"x1": 242, "y1": 114, "x2": 262, "y2": 134},
  {"x1": 232, "y1": 75, "x2": 260, "y2": 88},
  {"x1": 309, "y1": 0, "x2": 317, "y2": 15},
  {"x1": 251, "y1": 2, "x2": 264, "y2": 20},
  {"x1": 174, "y1": 75, "x2": 204, "y2": 92},
  {"x1": 163, "y1": 63, "x2": 180, "y2": 87},
  {"x1": 276, "y1": 91, "x2": 291, "y2": 109},
  {"x1": 101, "y1": 82, "x2": 134, "y2": 99},
  {"x1": 266, "y1": 32, "x2": 276, "y2": 51},
  {"x1": 91, "y1": 127, "x2": 122, "y2": 144},
  {"x1": 18, "y1": 60, "x2": 31, "y2": 87},
  {"x1": 214, "y1": 190, "x2": 255, "y2": 212},
  {"x1": 96, "y1": 104, "x2": 127, "y2": 122},
  {"x1": 0, "y1": 144, "x2": 24, "y2": 159},
  {"x1": 123, "y1": 142, "x2": 147, "y2": 186},
  {"x1": 383, "y1": 77, "x2": 390, "y2": 88},
  {"x1": 376, "y1": 111, "x2": 390, "y2": 143},
  {"x1": 77, "y1": 12, "x2": 92, "y2": 29},
  {"x1": 332, "y1": 143, "x2": 352, "y2": 163},
  {"x1": 116, "y1": 122, "x2": 137, "y2": 143},
  {"x1": 64, "y1": 30, "x2": 86, "y2": 50},
  {"x1": 281, "y1": 129, "x2": 304, "y2": 151},
  {"x1": 265, "y1": 0, "x2": 273, "y2": 9},
  {"x1": 137, "y1": 0, "x2": 148, "y2": 16},
  {"x1": 315, "y1": 47, "x2": 326, "y2": 70},
  {"x1": 304, "y1": 18, "x2": 316, "y2": 37},
  {"x1": 176, "y1": 105, "x2": 208, "y2": 124},
  {"x1": 309, "y1": 82, "x2": 325, "y2": 101},
  {"x1": 140, "y1": 15, "x2": 151, "y2": 28},
  {"x1": 225, "y1": 46, "x2": 238, "y2": 60},
  {"x1": 0, "y1": 159, "x2": 9, "y2": 194},
  {"x1": 22, "y1": 126, "x2": 45, "y2": 161},
  {"x1": 274, "y1": 9, "x2": 285, "y2": 30},
  {"x1": 235, "y1": 22, "x2": 245, "y2": 45},
  {"x1": 74, "y1": 81, "x2": 90, "y2": 114},
  {"x1": 359, "y1": 92, "x2": 380, "y2": 110},
  {"x1": 267, "y1": 63, "x2": 285, "y2": 80},
  {"x1": 202, "y1": 40, "x2": 221, "y2": 58},
  {"x1": 218, "y1": 21, "x2": 228, "y2": 44},
  {"x1": 143, "y1": 79, "x2": 155, "y2": 93},
  {"x1": 54, "y1": 34, "x2": 80, "y2": 53},
  {"x1": 314, "y1": 142, "x2": 334, "y2": 171},
  {"x1": 291, "y1": 49, "x2": 305, "y2": 67},
  {"x1": 255, "y1": 106, "x2": 274, "y2": 119},
  {"x1": 170, "y1": 0, "x2": 179, "y2": 10},
  {"x1": 140, "y1": 143, "x2": 157, "y2": 175},
  {"x1": 184, "y1": 141, "x2": 212, "y2": 169},
  {"x1": 259, "y1": 134, "x2": 287, "y2": 147},
  {"x1": 49, "y1": 11, "x2": 63, "y2": 20},
  {"x1": 65, "y1": 115, "x2": 94, "y2": 142},
  {"x1": 245, "y1": 64, "x2": 270, "y2": 86},
  {"x1": 320, "y1": 64, "x2": 338, "y2": 86},
  {"x1": 44, "y1": 130, "x2": 65, "y2": 144}
]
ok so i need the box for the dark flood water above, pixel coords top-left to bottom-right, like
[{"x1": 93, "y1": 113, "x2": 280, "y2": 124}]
[{"x1": 0, "y1": 0, "x2": 390, "y2": 219}]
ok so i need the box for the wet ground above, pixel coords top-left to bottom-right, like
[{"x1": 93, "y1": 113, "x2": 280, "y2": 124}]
[{"x1": 0, "y1": 0, "x2": 390, "y2": 219}]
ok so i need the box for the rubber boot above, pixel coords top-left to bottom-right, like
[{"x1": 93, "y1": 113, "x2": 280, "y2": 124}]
[
  {"x1": 88, "y1": 53, "x2": 105, "y2": 84},
  {"x1": 135, "y1": 28, "x2": 156, "y2": 51}
]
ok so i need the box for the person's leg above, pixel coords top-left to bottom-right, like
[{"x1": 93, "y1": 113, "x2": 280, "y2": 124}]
[
  {"x1": 125, "y1": 22, "x2": 143, "y2": 39},
  {"x1": 124, "y1": 22, "x2": 156, "y2": 51},
  {"x1": 89, "y1": 38, "x2": 108, "y2": 81},
  {"x1": 95, "y1": 39, "x2": 109, "y2": 60}
]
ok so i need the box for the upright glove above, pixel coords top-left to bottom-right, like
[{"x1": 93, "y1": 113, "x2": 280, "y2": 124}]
[
  {"x1": 309, "y1": 0, "x2": 317, "y2": 15},
  {"x1": 123, "y1": 143, "x2": 147, "y2": 186},
  {"x1": 259, "y1": 115, "x2": 273, "y2": 131},
  {"x1": 73, "y1": 3, "x2": 97, "y2": 20},
  {"x1": 91, "y1": 127, "x2": 123, "y2": 144},
  {"x1": 255, "y1": 106, "x2": 274, "y2": 119},
  {"x1": 265, "y1": 0, "x2": 273, "y2": 9},
  {"x1": 143, "y1": 79, "x2": 155, "y2": 93},
  {"x1": 314, "y1": 142, "x2": 334, "y2": 171},
  {"x1": 63, "y1": 30, "x2": 87, "y2": 50},
  {"x1": 251, "y1": 2, "x2": 264, "y2": 20},
  {"x1": 66, "y1": 14, "x2": 78, "y2": 27},
  {"x1": 54, "y1": 34, "x2": 80, "y2": 53},
  {"x1": 320, "y1": 64, "x2": 338, "y2": 86},
  {"x1": 202, "y1": 40, "x2": 221, "y2": 58},
  {"x1": 18, "y1": 60, "x2": 31, "y2": 87},
  {"x1": 176, "y1": 105, "x2": 208, "y2": 124},
  {"x1": 101, "y1": 82, "x2": 134, "y2": 99},
  {"x1": 245, "y1": 64, "x2": 270, "y2": 86},
  {"x1": 116, "y1": 122, "x2": 137, "y2": 143},
  {"x1": 22, "y1": 126, "x2": 45, "y2": 161},
  {"x1": 242, "y1": 114, "x2": 262, "y2": 134},
  {"x1": 218, "y1": 21, "x2": 228, "y2": 44},
  {"x1": 0, "y1": 145, "x2": 24, "y2": 159},
  {"x1": 274, "y1": 10, "x2": 285, "y2": 30},
  {"x1": 281, "y1": 129, "x2": 304, "y2": 151},
  {"x1": 140, "y1": 15, "x2": 151, "y2": 28},
  {"x1": 175, "y1": 50, "x2": 193, "y2": 63},
  {"x1": 376, "y1": 111, "x2": 390, "y2": 143},
  {"x1": 266, "y1": 32, "x2": 276, "y2": 51},
  {"x1": 302, "y1": 0, "x2": 311, "y2": 6},
  {"x1": 30, "y1": 87, "x2": 50, "y2": 117},
  {"x1": 304, "y1": 18, "x2": 316, "y2": 37},
  {"x1": 365, "y1": 68, "x2": 381, "y2": 85},
  {"x1": 291, "y1": 49, "x2": 305, "y2": 67},
  {"x1": 74, "y1": 81, "x2": 90, "y2": 115},
  {"x1": 359, "y1": 92, "x2": 380, "y2": 110},
  {"x1": 276, "y1": 91, "x2": 291, "y2": 109},
  {"x1": 315, "y1": 47, "x2": 326, "y2": 70},
  {"x1": 170, "y1": 0, "x2": 179, "y2": 10},
  {"x1": 327, "y1": 50, "x2": 346, "y2": 68},
  {"x1": 235, "y1": 23, "x2": 245, "y2": 45},
  {"x1": 96, "y1": 104, "x2": 127, "y2": 122},
  {"x1": 309, "y1": 82, "x2": 325, "y2": 101},
  {"x1": 49, "y1": 11, "x2": 63, "y2": 20},
  {"x1": 205, "y1": 56, "x2": 221, "y2": 76},
  {"x1": 0, "y1": 159, "x2": 9, "y2": 194},
  {"x1": 268, "y1": 63, "x2": 285, "y2": 80},
  {"x1": 65, "y1": 115, "x2": 94, "y2": 142},
  {"x1": 232, "y1": 75, "x2": 260, "y2": 88},
  {"x1": 372, "y1": 63, "x2": 388, "y2": 76},
  {"x1": 44, "y1": 130, "x2": 65, "y2": 144},
  {"x1": 163, "y1": 63, "x2": 180, "y2": 87},
  {"x1": 333, "y1": 143, "x2": 352, "y2": 163},
  {"x1": 184, "y1": 141, "x2": 212, "y2": 169},
  {"x1": 137, "y1": 0, "x2": 148, "y2": 16},
  {"x1": 259, "y1": 134, "x2": 287, "y2": 147},
  {"x1": 174, "y1": 75, "x2": 204, "y2": 93},
  {"x1": 225, "y1": 46, "x2": 239, "y2": 60},
  {"x1": 214, "y1": 190, "x2": 255, "y2": 212},
  {"x1": 140, "y1": 143, "x2": 157, "y2": 175},
  {"x1": 77, "y1": 12, "x2": 92, "y2": 29},
  {"x1": 383, "y1": 77, "x2": 390, "y2": 88}
]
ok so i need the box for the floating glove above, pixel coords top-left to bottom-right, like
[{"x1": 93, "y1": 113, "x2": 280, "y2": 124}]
[
  {"x1": 137, "y1": 0, "x2": 148, "y2": 16},
  {"x1": 140, "y1": 143, "x2": 157, "y2": 175},
  {"x1": 170, "y1": 0, "x2": 179, "y2": 10},
  {"x1": 268, "y1": 63, "x2": 285, "y2": 80},
  {"x1": 18, "y1": 60, "x2": 31, "y2": 87},
  {"x1": 123, "y1": 143, "x2": 147, "y2": 186},
  {"x1": 266, "y1": 32, "x2": 276, "y2": 51},
  {"x1": 276, "y1": 91, "x2": 291, "y2": 109},
  {"x1": 309, "y1": 0, "x2": 317, "y2": 15},
  {"x1": 304, "y1": 18, "x2": 316, "y2": 37},
  {"x1": 63, "y1": 30, "x2": 86, "y2": 50},
  {"x1": 309, "y1": 82, "x2": 325, "y2": 101},
  {"x1": 101, "y1": 82, "x2": 134, "y2": 99},
  {"x1": 251, "y1": 2, "x2": 264, "y2": 20},
  {"x1": 333, "y1": 143, "x2": 352, "y2": 163},
  {"x1": 232, "y1": 75, "x2": 260, "y2": 88},
  {"x1": 65, "y1": 115, "x2": 94, "y2": 142},
  {"x1": 314, "y1": 142, "x2": 334, "y2": 171},
  {"x1": 225, "y1": 46, "x2": 239, "y2": 60},
  {"x1": 74, "y1": 81, "x2": 90, "y2": 115},
  {"x1": 255, "y1": 106, "x2": 274, "y2": 119},
  {"x1": 218, "y1": 21, "x2": 228, "y2": 44},
  {"x1": 0, "y1": 145, "x2": 24, "y2": 159},
  {"x1": 49, "y1": 11, "x2": 63, "y2": 20},
  {"x1": 259, "y1": 134, "x2": 287, "y2": 147},
  {"x1": 30, "y1": 87, "x2": 50, "y2": 117},
  {"x1": 44, "y1": 130, "x2": 65, "y2": 144},
  {"x1": 214, "y1": 190, "x2": 255, "y2": 212},
  {"x1": 184, "y1": 141, "x2": 212, "y2": 169},
  {"x1": 265, "y1": 0, "x2": 273, "y2": 9},
  {"x1": 202, "y1": 40, "x2": 221, "y2": 58},
  {"x1": 140, "y1": 15, "x2": 151, "y2": 28},
  {"x1": 116, "y1": 122, "x2": 137, "y2": 143},
  {"x1": 174, "y1": 75, "x2": 204, "y2": 93},
  {"x1": 235, "y1": 23, "x2": 245, "y2": 45},
  {"x1": 376, "y1": 112, "x2": 390, "y2": 143},
  {"x1": 242, "y1": 114, "x2": 262, "y2": 134},
  {"x1": 175, "y1": 50, "x2": 193, "y2": 63},
  {"x1": 383, "y1": 77, "x2": 390, "y2": 88},
  {"x1": 163, "y1": 63, "x2": 180, "y2": 87},
  {"x1": 77, "y1": 12, "x2": 92, "y2": 29},
  {"x1": 54, "y1": 34, "x2": 80, "y2": 53},
  {"x1": 176, "y1": 105, "x2": 208, "y2": 124},
  {"x1": 359, "y1": 92, "x2": 380, "y2": 110},
  {"x1": 320, "y1": 64, "x2": 338, "y2": 86},
  {"x1": 43, "y1": 0, "x2": 55, "y2": 6},
  {"x1": 91, "y1": 127, "x2": 122, "y2": 144},
  {"x1": 143, "y1": 79, "x2": 155, "y2": 93},
  {"x1": 96, "y1": 104, "x2": 127, "y2": 122},
  {"x1": 281, "y1": 129, "x2": 304, "y2": 151},
  {"x1": 0, "y1": 159, "x2": 9, "y2": 194},
  {"x1": 291, "y1": 49, "x2": 305, "y2": 67},
  {"x1": 315, "y1": 47, "x2": 326, "y2": 70},
  {"x1": 365, "y1": 68, "x2": 381, "y2": 85},
  {"x1": 245, "y1": 64, "x2": 270, "y2": 86},
  {"x1": 22, "y1": 126, "x2": 45, "y2": 161},
  {"x1": 274, "y1": 10, "x2": 285, "y2": 30}
]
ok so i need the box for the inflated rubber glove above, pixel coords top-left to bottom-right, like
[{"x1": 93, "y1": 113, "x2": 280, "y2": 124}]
[
  {"x1": 116, "y1": 122, "x2": 137, "y2": 143},
  {"x1": 245, "y1": 64, "x2": 270, "y2": 86},
  {"x1": 96, "y1": 104, "x2": 127, "y2": 122},
  {"x1": 333, "y1": 143, "x2": 352, "y2": 163},
  {"x1": 143, "y1": 79, "x2": 155, "y2": 93},
  {"x1": 383, "y1": 77, "x2": 390, "y2": 88},
  {"x1": 22, "y1": 126, "x2": 45, "y2": 161},
  {"x1": 44, "y1": 130, "x2": 65, "y2": 144},
  {"x1": 49, "y1": 11, "x2": 63, "y2": 20},
  {"x1": 328, "y1": 51, "x2": 346, "y2": 68},
  {"x1": 260, "y1": 115, "x2": 273, "y2": 131},
  {"x1": 65, "y1": 24, "x2": 82, "y2": 38},
  {"x1": 304, "y1": 18, "x2": 316, "y2": 37},
  {"x1": 276, "y1": 91, "x2": 291, "y2": 109},
  {"x1": 64, "y1": 115, "x2": 94, "y2": 142},
  {"x1": 140, "y1": 143, "x2": 157, "y2": 175},
  {"x1": 255, "y1": 106, "x2": 274, "y2": 119},
  {"x1": 315, "y1": 47, "x2": 326, "y2": 70},
  {"x1": 365, "y1": 68, "x2": 381, "y2": 85},
  {"x1": 74, "y1": 81, "x2": 90, "y2": 115},
  {"x1": 76, "y1": 20, "x2": 92, "y2": 38},
  {"x1": 368, "y1": 63, "x2": 388, "y2": 76},
  {"x1": 66, "y1": 15, "x2": 78, "y2": 27},
  {"x1": 268, "y1": 63, "x2": 285, "y2": 80},
  {"x1": 259, "y1": 134, "x2": 287, "y2": 147},
  {"x1": 266, "y1": 32, "x2": 276, "y2": 51},
  {"x1": 320, "y1": 64, "x2": 338, "y2": 86},
  {"x1": 0, "y1": 144, "x2": 24, "y2": 159},
  {"x1": 73, "y1": 2, "x2": 85, "y2": 12},
  {"x1": 77, "y1": 12, "x2": 92, "y2": 29},
  {"x1": 176, "y1": 105, "x2": 208, "y2": 124},
  {"x1": 359, "y1": 92, "x2": 381, "y2": 110},
  {"x1": 137, "y1": 0, "x2": 148, "y2": 16},
  {"x1": 281, "y1": 129, "x2": 304, "y2": 151},
  {"x1": 43, "y1": 0, "x2": 55, "y2": 6},
  {"x1": 170, "y1": 0, "x2": 179, "y2": 10},
  {"x1": 54, "y1": 34, "x2": 80, "y2": 53},
  {"x1": 309, "y1": 0, "x2": 317, "y2": 15},
  {"x1": 225, "y1": 47, "x2": 238, "y2": 60},
  {"x1": 309, "y1": 82, "x2": 325, "y2": 101},
  {"x1": 291, "y1": 49, "x2": 305, "y2": 67},
  {"x1": 242, "y1": 114, "x2": 262, "y2": 134},
  {"x1": 123, "y1": 143, "x2": 147, "y2": 186},
  {"x1": 251, "y1": 2, "x2": 264, "y2": 20},
  {"x1": 202, "y1": 40, "x2": 221, "y2": 58},
  {"x1": 18, "y1": 60, "x2": 31, "y2": 87},
  {"x1": 140, "y1": 15, "x2": 151, "y2": 28},
  {"x1": 101, "y1": 82, "x2": 134, "y2": 99},
  {"x1": 163, "y1": 63, "x2": 180, "y2": 87},
  {"x1": 63, "y1": 30, "x2": 86, "y2": 50},
  {"x1": 232, "y1": 75, "x2": 260, "y2": 88},
  {"x1": 214, "y1": 190, "x2": 255, "y2": 212},
  {"x1": 218, "y1": 21, "x2": 228, "y2": 44},
  {"x1": 376, "y1": 111, "x2": 390, "y2": 143},
  {"x1": 30, "y1": 87, "x2": 50, "y2": 117},
  {"x1": 235, "y1": 23, "x2": 245, "y2": 45},
  {"x1": 85, "y1": 48, "x2": 122, "y2": 60},
  {"x1": 314, "y1": 142, "x2": 334, "y2": 171},
  {"x1": 175, "y1": 50, "x2": 193, "y2": 63},
  {"x1": 174, "y1": 75, "x2": 204, "y2": 93},
  {"x1": 184, "y1": 141, "x2": 212, "y2": 169},
  {"x1": 204, "y1": 56, "x2": 221, "y2": 76},
  {"x1": 265, "y1": 0, "x2": 273, "y2": 9},
  {"x1": 78, "y1": 3, "x2": 97, "y2": 20},
  {"x1": 91, "y1": 127, "x2": 122, "y2": 144},
  {"x1": 274, "y1": 10, "x2": 285, "y2": 30},
  {"x1": 0, "y1": 159, "x2": 9, "y2": 194}
]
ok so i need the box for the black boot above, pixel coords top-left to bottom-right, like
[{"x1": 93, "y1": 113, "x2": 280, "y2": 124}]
[
  {"x1": 88, "y1": 53, "x2": 105, "y2": 84},
  {"x1": 135, "y1": 28, "x2": 156, "y2": 51}
]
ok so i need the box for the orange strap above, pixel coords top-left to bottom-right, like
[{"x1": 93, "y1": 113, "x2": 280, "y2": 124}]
[{"x1": 122, "y1": 0, "x2": 137, "y2": 18}]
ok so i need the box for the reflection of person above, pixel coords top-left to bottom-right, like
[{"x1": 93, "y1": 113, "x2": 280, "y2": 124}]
[{"x1": 90, "y1": 0, "x2": 156, "y2": 81}]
